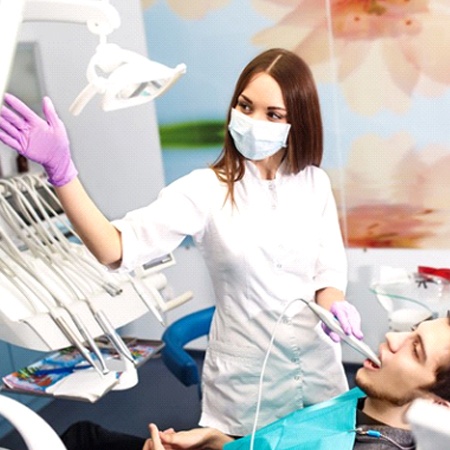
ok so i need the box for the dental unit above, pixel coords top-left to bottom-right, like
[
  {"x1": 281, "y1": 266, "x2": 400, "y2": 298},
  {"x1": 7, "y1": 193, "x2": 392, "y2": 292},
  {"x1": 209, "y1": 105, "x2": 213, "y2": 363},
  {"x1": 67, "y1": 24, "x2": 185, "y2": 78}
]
[
  {"x1": 0, "y1": 0, "x2": 189, "y2": 393},
  {"x1": 0, "y1": 174, "x2": 193, "y2": 389}
]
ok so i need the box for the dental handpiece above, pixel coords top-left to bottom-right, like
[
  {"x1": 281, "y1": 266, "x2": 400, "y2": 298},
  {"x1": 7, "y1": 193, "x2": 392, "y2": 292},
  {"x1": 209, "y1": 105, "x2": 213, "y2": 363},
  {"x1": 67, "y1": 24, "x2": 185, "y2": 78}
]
[
  {"x1": 128, "y1": 275, "x2": 165, "y2": 326},
  {"x1": 52, "y1": 313, "x2": 105, "y2": 377},
  {"x1": 69, "y1": 312, "x2": 109, "y2": 374},
  {"x1": 299, "y1": 299, "x2": 381, "y2": 367},
  {"x1": 94, "y1": 310, "x2": 137, "y2": 366}
]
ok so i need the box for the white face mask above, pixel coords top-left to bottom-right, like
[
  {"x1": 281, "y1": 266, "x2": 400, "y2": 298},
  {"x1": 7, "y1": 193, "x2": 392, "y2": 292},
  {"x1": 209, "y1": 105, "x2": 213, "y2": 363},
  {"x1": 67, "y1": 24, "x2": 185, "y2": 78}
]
[{"x1": 228, "y1": 108, "x2": 291, "y2": 161}]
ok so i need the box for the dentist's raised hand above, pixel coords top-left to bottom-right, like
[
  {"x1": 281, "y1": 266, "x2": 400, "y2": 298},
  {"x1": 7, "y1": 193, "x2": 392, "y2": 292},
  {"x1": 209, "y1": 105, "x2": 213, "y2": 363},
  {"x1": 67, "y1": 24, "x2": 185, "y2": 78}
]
[{"x1": 0, "y1": 93, "x2": 77, "y2": 186}]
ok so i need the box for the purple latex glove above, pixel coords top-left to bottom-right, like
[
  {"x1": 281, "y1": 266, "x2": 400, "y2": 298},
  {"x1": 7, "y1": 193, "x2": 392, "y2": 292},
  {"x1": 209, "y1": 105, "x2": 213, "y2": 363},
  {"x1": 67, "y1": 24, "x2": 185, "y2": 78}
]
[
  {"x1": 321, "y1": 300, "x2": 364, "y2": 343},
  {"x1": 0, "y1": 93, "x2": 77, "y2": 187}
]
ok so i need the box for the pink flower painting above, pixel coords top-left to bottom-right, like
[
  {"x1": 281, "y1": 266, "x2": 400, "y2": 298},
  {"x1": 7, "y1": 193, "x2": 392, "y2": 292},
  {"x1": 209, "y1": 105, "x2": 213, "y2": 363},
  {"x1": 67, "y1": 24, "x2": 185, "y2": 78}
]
[
  {"x1": 327, "y1": 132, "x2": 450, "y2": 248},
  {"x1": 252, "y1": 0, "x2": 450, "y2": 115}
]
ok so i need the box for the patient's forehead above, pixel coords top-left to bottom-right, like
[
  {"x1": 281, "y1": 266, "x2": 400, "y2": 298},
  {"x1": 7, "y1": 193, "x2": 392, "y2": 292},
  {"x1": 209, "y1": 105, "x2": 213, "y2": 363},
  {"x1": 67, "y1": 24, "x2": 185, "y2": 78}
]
[{"x1": 420, "y1": 318, "x2": 450, "y2": 356}]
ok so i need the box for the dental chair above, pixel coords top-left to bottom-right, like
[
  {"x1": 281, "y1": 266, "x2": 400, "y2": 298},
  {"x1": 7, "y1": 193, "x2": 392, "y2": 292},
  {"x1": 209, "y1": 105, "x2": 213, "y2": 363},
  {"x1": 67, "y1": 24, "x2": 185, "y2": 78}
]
[
  {"x1": 161, "y1": 306, "x2": 214, "y2": 397},
  {"x1": 407, "y1": 398, "x2": 450, "y2": 449},
  {"x1": 0, "y1": 394, "x2": 66, "y2": 450}
]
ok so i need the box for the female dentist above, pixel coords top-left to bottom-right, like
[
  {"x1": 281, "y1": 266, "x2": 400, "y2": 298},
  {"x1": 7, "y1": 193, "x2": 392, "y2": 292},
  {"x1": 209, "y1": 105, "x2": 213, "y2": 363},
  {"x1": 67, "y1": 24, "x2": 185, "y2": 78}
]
[{"x1": 0, "y1": 48, "x2": 363, "y2": 437}]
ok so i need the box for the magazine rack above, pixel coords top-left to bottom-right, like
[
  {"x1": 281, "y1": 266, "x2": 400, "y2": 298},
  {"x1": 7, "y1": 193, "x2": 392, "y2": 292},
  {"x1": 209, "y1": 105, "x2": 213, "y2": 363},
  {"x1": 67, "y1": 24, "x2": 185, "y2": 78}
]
[{"x1": 2, "y1": 338, "x2": 164, "y2": 402}]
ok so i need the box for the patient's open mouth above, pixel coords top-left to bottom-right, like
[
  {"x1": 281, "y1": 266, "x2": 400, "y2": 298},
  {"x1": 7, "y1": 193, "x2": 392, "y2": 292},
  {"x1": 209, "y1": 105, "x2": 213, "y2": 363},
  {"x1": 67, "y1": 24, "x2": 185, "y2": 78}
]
[{"x1": 364, "y1": 357, "x2": 381, "y2": 370}]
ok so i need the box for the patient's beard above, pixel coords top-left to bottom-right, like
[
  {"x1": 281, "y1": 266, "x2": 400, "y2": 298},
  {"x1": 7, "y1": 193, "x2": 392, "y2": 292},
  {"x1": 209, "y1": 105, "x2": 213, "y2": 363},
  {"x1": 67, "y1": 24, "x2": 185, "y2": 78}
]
[{"x1": 355, "y1": 371, "x2": 420, "y2": 407}]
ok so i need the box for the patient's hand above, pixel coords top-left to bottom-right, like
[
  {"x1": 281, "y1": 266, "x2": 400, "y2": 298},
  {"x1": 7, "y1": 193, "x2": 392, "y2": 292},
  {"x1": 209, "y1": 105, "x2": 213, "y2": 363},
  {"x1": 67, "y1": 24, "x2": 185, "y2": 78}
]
[
  {"x1": 143, "y1": 424, "x2": 165, "y2": 450},
  {"x1": 143, "y1": 423, "x2": 234, "y2": 450}
]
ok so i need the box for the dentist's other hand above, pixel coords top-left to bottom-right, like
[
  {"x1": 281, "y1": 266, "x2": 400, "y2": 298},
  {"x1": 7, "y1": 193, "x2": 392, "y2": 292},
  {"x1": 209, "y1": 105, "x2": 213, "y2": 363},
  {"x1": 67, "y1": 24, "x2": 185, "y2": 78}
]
[
  {"x1": 322, "y1": 300, "x2": 364, "y2": 342},
  {"x1": 0, "y1": 93, "x2": 77, "y2": 186}
]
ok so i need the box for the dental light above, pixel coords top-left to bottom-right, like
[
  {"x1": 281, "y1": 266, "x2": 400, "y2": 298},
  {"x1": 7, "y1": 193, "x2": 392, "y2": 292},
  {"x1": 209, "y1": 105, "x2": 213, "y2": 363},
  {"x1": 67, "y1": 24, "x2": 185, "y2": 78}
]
[
  {"x1": 69, "y1": 42, "x2": 186, "y2": 115},
  {"x1": 1, "y1": 0, "x2": 186, "y2": 114}
]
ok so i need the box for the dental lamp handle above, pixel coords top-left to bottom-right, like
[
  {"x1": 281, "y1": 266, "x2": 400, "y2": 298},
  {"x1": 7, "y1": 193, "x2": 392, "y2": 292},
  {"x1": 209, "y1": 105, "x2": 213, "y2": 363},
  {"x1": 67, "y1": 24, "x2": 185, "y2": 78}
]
[
  {"x1": 128, "y1": 275, "x2": 165, "y2": 325},
  {"x1": 0, "y1": 93, "x2": 77, "y2": 187},
  {"x1": 162, "y1": 290, "x2": 194, "y2": 312}
]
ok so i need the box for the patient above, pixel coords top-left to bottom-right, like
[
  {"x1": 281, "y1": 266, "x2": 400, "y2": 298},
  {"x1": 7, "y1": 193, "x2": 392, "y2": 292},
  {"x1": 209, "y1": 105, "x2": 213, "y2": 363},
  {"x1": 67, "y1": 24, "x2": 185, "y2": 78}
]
[{"x1": 62, "y1": 316, "x2": 450, "y2": 450}]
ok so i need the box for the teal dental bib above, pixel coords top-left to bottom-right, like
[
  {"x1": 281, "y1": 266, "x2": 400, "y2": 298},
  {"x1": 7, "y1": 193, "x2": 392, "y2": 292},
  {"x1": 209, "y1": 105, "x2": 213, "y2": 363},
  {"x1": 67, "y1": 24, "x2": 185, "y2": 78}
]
[{"x1": 225, "y1": 387, "x2": 365, "y2": 450}]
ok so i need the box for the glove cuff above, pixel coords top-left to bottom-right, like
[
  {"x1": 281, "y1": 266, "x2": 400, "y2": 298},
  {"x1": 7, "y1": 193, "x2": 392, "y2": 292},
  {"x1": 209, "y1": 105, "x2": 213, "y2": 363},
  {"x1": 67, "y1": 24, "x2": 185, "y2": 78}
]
[{"x1": 45, "y1": 158, "x2": 78, "y2": 187}]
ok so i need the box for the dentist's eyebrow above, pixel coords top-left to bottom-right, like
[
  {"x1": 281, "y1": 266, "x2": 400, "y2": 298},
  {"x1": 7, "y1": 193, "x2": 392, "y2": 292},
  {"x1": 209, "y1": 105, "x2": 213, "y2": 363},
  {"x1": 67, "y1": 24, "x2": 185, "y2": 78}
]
[
  {"x1": 239, "y1": 94, "x2": 286, "y2": 112},
  {"x1": 239, "y1": 94, "x2": 253, "y2": 104}
]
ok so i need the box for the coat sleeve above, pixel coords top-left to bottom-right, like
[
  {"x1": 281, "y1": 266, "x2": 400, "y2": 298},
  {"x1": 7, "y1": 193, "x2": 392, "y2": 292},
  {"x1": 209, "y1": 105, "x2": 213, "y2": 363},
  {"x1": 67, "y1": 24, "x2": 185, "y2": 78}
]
[{"x1": 112, "y1": 169, "x2": 219, "y2": 272}]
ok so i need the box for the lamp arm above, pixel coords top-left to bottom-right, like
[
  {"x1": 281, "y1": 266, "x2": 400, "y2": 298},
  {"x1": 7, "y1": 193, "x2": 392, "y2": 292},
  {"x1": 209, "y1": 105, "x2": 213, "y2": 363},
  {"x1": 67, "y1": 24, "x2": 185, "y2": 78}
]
[{"x1": 23, "y1": 0, "x2": 120, "y2": 36}]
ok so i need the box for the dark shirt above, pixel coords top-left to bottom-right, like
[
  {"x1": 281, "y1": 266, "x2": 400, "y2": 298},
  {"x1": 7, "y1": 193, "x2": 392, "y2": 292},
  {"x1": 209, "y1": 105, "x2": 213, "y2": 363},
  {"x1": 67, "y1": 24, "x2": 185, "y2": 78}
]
[
  {"x1": 354, "y1": 398, "x2": 415, "y2": 449},
  {"x1": 61, "y1": 421, "x2": 146, "y2": 450},
  {"x1": 61, "y1": 399, "x2": 416, "y2": 450}
]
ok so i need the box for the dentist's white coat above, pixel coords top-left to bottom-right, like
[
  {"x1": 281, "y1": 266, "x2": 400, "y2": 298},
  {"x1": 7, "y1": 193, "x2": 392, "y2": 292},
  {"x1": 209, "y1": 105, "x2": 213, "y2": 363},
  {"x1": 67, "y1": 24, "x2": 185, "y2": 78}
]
[{"x1": 113, "y1": 160, "x2": 348, "y2": 436}]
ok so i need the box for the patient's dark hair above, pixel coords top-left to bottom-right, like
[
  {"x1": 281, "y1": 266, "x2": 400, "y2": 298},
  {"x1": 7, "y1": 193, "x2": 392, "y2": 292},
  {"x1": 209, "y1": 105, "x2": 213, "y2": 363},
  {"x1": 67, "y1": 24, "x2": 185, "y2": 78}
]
[
  {"x1": 427, "y1": 312, "x2": 450, "y2": 401},
  {"x1": 429, "y1": 364, "x2": 450, "y2": 401},
  {"x1": 428, "y1": 311, "x2": 450, "y2": 401}
]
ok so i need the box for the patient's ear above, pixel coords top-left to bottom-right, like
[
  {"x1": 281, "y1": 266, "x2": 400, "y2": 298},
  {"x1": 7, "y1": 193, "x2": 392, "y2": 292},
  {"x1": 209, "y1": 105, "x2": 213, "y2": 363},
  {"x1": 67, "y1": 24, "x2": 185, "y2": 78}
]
[
  {"x1": 414, "y1": 391, "x2": 450, "y2": 408},
  {"x1": 428, "y1": 394, "x2": 450, "y2": 408}
]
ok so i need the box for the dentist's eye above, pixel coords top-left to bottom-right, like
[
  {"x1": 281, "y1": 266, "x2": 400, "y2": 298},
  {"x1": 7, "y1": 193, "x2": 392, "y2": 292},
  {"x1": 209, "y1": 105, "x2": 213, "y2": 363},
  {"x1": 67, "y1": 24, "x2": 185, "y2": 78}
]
[
  {"x1": 268, "y1": 112, "x2": 286, "y2": 121},
  {"x1": 237, "y1": 100, "x2": 251, "y2": 112}
]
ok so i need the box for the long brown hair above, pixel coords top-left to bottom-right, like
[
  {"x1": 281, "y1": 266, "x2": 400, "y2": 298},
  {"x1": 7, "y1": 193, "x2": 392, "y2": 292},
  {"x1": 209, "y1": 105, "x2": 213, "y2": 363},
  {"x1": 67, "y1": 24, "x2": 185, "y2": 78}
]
[{"x1": 211, "y1": 48, "x2": 323, "y2": 204}]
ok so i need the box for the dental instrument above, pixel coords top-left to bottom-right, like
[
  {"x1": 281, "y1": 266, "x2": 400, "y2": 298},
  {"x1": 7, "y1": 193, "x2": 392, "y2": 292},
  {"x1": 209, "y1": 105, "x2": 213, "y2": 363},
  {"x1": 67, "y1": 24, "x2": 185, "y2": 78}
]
[
  {"x1": 24, "y1": 175, "x2": 173, "y2": 309},
  {"x1": 250, "y1": 297, "x2": 380, "y2": 450},
  {"x1": 0, "y1": 236, "x2": 105, "y2": 376},
  {"x1": 22, "y1": 175, "x2": 123, "y2": 296},
  {"x1": 0, "y1": 183, "x2": 108, "y2": 368},
  {"x1": 0, "y1": 192, "x2": 108, "y2": 375},
  {"x1": 0, "y1": 177, "x2": 190, "y2": 368},
  {"x1": 0, "y1": 178, "x2": 136, "y2": 368},
  {"x1": 0, "y1": 173, "x2": 193, "y2": 394},
  {"x1": 297, "y1": 298, "x2": 382, "y2": 367},
  {"x1": 20, "y1": 176, "x2": 170, "y2": 329}
]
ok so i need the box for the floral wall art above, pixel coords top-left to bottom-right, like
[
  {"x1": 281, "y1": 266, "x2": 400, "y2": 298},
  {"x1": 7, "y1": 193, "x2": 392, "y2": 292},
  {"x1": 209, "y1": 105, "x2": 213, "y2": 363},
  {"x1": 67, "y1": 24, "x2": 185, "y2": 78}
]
[{"x1": 141, "y1": 0, "x2": 450, "y2": 249}]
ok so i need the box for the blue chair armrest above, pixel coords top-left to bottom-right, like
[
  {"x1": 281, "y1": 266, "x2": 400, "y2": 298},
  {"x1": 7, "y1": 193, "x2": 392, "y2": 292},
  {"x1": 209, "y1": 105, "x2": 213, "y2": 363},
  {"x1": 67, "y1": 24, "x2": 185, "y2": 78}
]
[{"x1": 161, "y1": 306, "x2": 215, "y2": 387}]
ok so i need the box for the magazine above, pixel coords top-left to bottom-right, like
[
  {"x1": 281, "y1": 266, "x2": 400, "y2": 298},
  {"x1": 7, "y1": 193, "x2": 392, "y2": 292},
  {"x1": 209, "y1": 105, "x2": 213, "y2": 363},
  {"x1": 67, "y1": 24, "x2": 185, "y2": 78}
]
[{"x1": 2, "y1": 338, "x2": 164, "y2": 401}]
